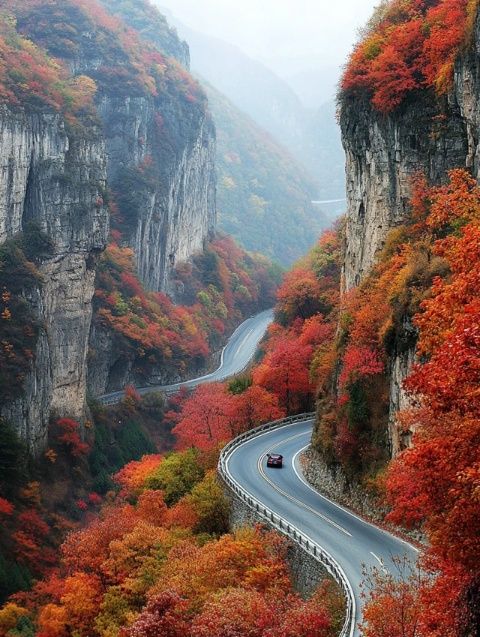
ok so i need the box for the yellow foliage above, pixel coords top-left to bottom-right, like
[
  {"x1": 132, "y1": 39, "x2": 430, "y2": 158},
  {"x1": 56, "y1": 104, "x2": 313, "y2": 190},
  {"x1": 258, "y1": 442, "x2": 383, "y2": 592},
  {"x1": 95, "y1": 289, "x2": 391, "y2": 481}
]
[{"x1": 0, "y1": 603, "x2": 28, "y2": 633}]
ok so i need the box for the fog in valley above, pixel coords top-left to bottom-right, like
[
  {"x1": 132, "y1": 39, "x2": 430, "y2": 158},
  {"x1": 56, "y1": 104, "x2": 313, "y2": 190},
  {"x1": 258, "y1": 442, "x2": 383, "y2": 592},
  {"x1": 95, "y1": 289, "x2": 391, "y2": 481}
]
[
  {"x1": 158, "y1": 0, "x2": 378, "y2": 214},
  {"x1": 159, "y1": 0, "x2": 377, "y2": 104}
]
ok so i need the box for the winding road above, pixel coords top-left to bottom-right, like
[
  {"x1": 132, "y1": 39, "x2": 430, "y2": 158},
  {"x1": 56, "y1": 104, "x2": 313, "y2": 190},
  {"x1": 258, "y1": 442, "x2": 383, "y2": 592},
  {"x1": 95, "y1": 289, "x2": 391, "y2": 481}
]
[
  {"x1": 99, "y1": 309, "x2": 274, "y2": 405},
  {"x1": 100, "y1": 305, "x2": 418, "y2": 635},
  {"x1": 225, "y1": 418, "x2": 419, "y2": 636}
]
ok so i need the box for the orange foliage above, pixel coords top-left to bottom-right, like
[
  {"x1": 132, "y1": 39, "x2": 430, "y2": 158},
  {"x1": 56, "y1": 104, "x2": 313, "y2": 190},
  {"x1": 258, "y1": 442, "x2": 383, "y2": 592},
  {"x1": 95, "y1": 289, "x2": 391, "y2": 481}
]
[
  {"x1": 10, "y1": 464, "x2": 339, "y2": 637},
  {"x1": 114, "y1": 454, "x2": 163, "y2": 497},
  {"x1": 342, "y1": 0, "x2": 479, "y2": 112},
  {"x1": 357, "y1": 169, "x2": 480, "y2": 633},
  {"x1": 249, "y1": 228, "x2": 342, "y2": 416}
]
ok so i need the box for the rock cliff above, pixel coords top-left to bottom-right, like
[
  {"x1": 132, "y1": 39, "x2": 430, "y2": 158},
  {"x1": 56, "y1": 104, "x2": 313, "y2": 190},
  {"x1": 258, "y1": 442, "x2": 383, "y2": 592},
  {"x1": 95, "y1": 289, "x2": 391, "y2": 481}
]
[
  {"x1": 0, "y1": 0, "x2": 217, "y2": 454},
  {"x1": 338, "y1": 11, "x2": 480, "y2": 452},
  {"x1": 0, "y1": 107, "x2": 109, "y2": 454},
  {"x1": 339, "y1": 93, "x2": 467, "y2": 291},
  {"x1": 14, "y1": 0, "x2": 217, "y2": 294},
  {"x1": 97, "y1": 93, "x2": 216, "y2": 293}
]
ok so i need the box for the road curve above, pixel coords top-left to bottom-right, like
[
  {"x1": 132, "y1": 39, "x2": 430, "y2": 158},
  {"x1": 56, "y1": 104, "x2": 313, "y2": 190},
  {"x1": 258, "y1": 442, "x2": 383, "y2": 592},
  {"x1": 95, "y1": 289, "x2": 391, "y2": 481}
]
[
  {"x1": 99, "y1": 309, "x2": 274, "y2": 405},
  {"x1": 226, "y1": 418, "x2": 419, "y2": 636}
]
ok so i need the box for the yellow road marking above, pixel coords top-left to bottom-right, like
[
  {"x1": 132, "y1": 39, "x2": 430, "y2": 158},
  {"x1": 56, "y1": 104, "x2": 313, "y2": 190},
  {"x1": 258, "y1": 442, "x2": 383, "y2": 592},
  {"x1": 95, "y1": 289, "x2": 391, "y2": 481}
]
[{"x1": 257, "y1": 431, "x2": 352, "y2": 537}]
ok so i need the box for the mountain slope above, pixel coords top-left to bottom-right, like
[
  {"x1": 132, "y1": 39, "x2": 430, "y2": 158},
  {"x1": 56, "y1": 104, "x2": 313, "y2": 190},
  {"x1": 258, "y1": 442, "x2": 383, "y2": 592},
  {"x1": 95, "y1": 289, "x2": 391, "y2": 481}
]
[{"x1": 206, "y1": 84, "x2": 326, "y2": 265}]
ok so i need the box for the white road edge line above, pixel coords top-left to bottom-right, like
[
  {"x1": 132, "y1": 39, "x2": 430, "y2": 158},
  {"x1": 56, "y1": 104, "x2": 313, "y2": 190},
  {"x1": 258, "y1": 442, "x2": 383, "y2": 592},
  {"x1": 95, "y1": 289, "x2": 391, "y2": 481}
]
[
  {"x1": 292, "y1": 444, "x2": 420, "y2": 553},
  {"x1": 99, "y1": 309, "x2": 274, "y2": 403},
  {"x1": 370, "y1": 552, "x2": 388, "y2": 574},
  {"x1": 370, "y1": 552, "x2": 383, "y2": 566}
]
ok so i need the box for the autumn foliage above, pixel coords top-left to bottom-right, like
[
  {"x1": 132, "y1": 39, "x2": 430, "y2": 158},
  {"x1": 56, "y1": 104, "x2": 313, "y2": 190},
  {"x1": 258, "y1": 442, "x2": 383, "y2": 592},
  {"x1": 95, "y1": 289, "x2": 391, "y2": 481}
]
[
  {"x1": 93, "y1": 235, "x2": 278, "y2": 384},
  {"x1": 342, "y1": 0, "x2": 480, "y2": 112},
  {"x1": 1, "y1": 449, "x2": 342, "y2": 637},
  {"x1": 323, "y1": 169, "x2": 479, "y2": 634},
  {"x1": 252, "y1": 228, "x2": 342, "y2": 414},
  {"x1": 5, "y1": 0, "x2": 205, "y2": 107},
  {"x1": 172, "y1": 383, "x2": 285, "y2": 451},
  {"x1": 0, "y1": 12, "x2": 97, "y2": 122}
]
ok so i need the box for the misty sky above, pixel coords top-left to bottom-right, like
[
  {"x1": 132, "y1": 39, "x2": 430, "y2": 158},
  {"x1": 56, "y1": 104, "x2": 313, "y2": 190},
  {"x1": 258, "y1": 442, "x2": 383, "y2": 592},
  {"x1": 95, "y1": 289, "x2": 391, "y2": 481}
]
[{"x1": 158, "y1": 0, "x2": 378, "y2": 89}]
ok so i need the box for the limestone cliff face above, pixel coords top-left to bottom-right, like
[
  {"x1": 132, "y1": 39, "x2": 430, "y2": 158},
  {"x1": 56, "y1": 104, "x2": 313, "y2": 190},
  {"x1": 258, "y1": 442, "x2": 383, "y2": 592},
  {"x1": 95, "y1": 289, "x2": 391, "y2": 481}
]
[
  {"x1": 97, "y1": 94, "x2": 216, "y2": 293},
  {"x1": 14, "y1": 0, "x2": 217, "y2": 295},
  {"x1": 339, "y1": 14, "x2": 480, "y2": 453},
  {"x1": 339, "y1": 93, "x2": 467, "y2": 291},
  {"x1": 86, "y1": 91, "x2": 216, "y2": 395},
  {"x1": 0, "y1": 107, "x2": 109, "y2": 454},
  {"x1": 85, "y1": 79, "x2": 216, "y2": 397},
  {"x1": 340, "y1": 11, "x2": 480, "y2": 291},
  {"x1": 5, "y1": 1, "x2": 217, "y2": 415},
  {"x1": 338, "y1": 92, "x2": 467, "y2": 450}
]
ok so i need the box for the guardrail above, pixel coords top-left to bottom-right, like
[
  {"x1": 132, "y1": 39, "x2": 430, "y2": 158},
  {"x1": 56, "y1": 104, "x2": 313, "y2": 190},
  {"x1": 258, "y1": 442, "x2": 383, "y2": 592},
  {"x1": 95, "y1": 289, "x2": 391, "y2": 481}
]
[
  {"x1": 99, "y1": 356, "x2": 256, "y2": 407},
  {"x1": 218, "y1": 413, "x2": 355, "y2": 637}
]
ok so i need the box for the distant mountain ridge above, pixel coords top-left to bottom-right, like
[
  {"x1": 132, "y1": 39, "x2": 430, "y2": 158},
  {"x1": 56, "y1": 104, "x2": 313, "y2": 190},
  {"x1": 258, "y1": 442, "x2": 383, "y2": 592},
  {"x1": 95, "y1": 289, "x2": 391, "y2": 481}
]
[{"x1": 205, "y1": 83, "x2": 327, "y2": 265}]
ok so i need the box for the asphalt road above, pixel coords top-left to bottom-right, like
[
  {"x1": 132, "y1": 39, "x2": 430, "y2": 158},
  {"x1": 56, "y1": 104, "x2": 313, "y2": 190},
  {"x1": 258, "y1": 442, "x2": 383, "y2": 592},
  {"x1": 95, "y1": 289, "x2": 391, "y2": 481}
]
[
  {"x1": 227, "y1": 418, "x2": 419, "y2": 636},
  {"x1": 99, "y1": 309, "x2": 274, "y2": 405}
]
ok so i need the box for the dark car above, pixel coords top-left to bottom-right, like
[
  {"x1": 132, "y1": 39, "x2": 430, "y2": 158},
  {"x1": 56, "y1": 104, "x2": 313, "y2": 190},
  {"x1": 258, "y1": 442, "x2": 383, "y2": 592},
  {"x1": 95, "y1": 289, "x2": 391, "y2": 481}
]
[{"x1": 266, "y1": 453, "x2": 283, "y2": 468}]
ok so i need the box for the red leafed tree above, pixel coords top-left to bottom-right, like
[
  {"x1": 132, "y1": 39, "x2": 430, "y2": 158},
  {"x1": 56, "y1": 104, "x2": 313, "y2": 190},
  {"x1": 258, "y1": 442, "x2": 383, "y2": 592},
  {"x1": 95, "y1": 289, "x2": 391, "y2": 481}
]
[
  {"x1": 276, "y1": 268, "x2": 323, "y2": 322},
  {"x1": 123, "y1": 591, "x2": 189, "y2": 637},
  {"x1": 135, "y1": 489, "x2": 168, "y2": 527},
  {"x1": 376, "y1": 170, "x2": 480, "y2": 633},
  {"x1": 0, "y1": 497, "x2": 14, "y2": 516},
  {"x1": 233, "y1": 386, "x2": 285, "y2": 432},
  {"x1": 61, "y1": 505, "x2": 137, "y2": 574},
  {"x1": 54, "y1": 418, "x2": 89, "y2": 457},
  {"x1": 339, "y1": 345, "x2": 384, "y2": 389},
  {"x1": 423, "y1": 0, "x2": 470, "y2": 93},
  {"x1": 268, "y1": 598, "x2": 332, "y2": 637},
  {"x1": 360, "y1": 558, "x2": 425, "y2": 637},
  {"x1": 172, "y1": 384, "x2": 235, "y2": 450},
  {"x1": 254, "y1": 338, "x2": 314, "y2": 413},
  {"x1": 341, "y1": 0, "x2": 474, "y2": 112},
  {"x1": 13, "y1": 510, "x2": 56, "y2": 573}
]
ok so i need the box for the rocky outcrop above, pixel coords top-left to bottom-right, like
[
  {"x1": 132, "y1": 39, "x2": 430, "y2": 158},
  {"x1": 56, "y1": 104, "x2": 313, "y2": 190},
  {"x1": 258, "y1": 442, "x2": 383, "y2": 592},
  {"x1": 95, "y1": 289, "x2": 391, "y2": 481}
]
[
  {"x1": 340, "y1": 12, "x2": 480, "y2": 293},
  {"x1": 388, "y1": 346, "x2": 416, "y2": 455},
  {"x1": 338, "y1": 13, "x2": 480, "y2": 454},
  {"x1": 14, "y1": 0, "x2": 217, "y2": 294},
  {"x1": 0, "y1": 107, "x2": 109, "y2": 454},
  {"x1": 87, "y1": 321, "x2": 213, "y2": 397},
  {"x1": 339, "y1": 92, "x2": 467, "y2": 291}
]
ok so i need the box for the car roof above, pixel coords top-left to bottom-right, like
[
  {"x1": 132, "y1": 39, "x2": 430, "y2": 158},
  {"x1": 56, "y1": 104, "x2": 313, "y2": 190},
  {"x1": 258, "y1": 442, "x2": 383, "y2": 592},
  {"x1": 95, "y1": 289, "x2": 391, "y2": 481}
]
[{"x1": 269, "y1": 453, "x2": 283, "y2": 459}]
